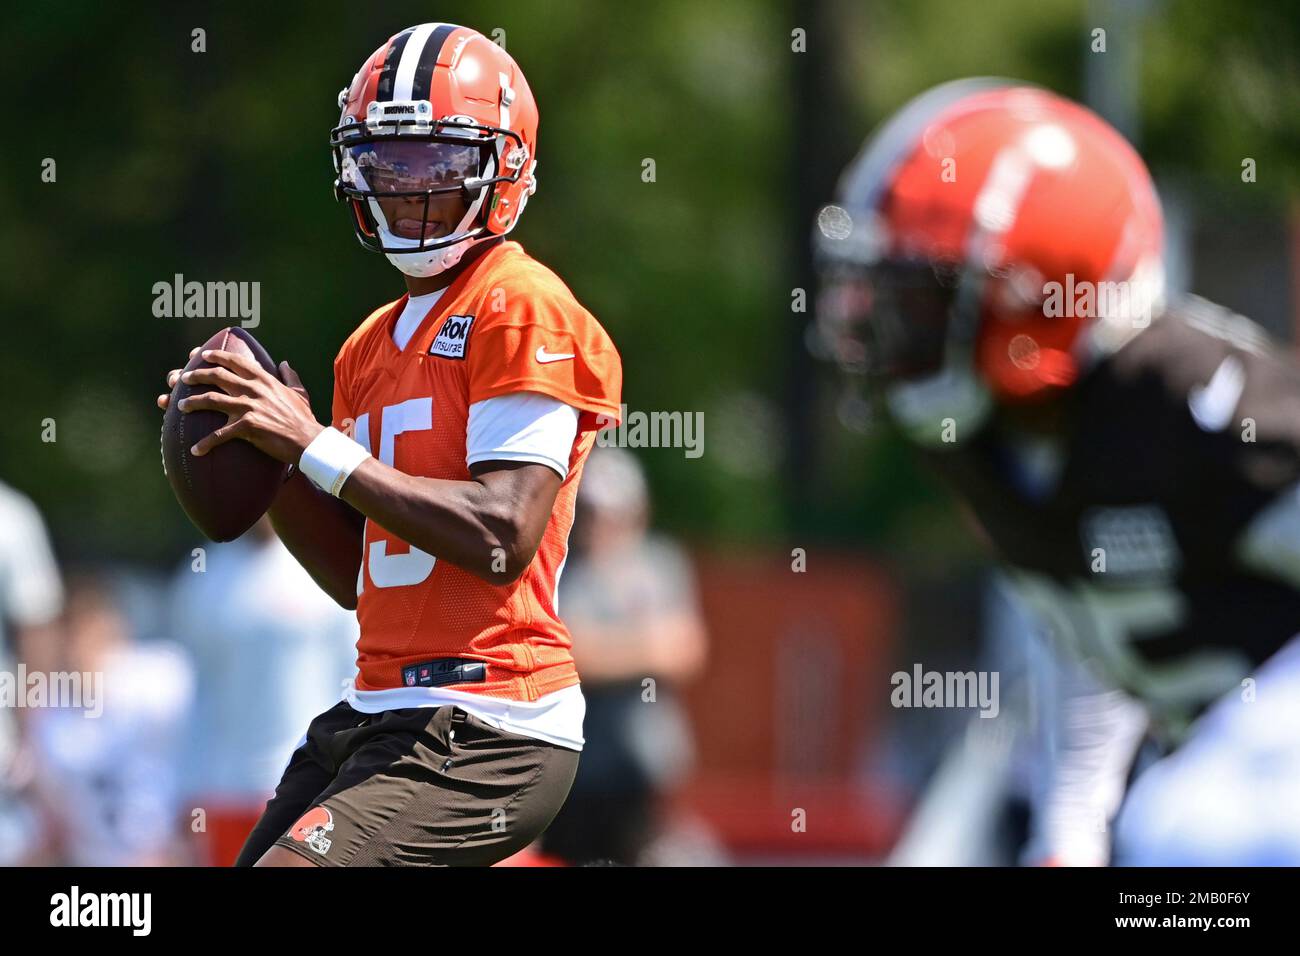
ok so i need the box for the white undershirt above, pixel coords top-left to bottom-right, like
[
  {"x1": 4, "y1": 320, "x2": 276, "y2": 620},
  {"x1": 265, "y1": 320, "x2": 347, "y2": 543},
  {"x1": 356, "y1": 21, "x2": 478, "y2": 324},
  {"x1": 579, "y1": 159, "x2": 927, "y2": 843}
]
[
  {"x1": 392, "y1": 288, "x2": 448, "y2": 351},
  {"x1": 344, "y1": 682, "x2": 586, "y2": 750},
  {"x1": 467, "y1": 392, "x2": 580, "y2": 478},
  {"x1": 348, "y1": 330, "x2": 586, "y2": 746}
]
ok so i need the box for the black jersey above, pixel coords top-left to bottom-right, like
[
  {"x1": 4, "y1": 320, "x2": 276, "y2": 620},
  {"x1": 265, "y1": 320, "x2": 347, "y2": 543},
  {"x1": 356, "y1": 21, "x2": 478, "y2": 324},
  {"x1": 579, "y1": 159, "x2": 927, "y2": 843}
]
[{"x1": 919, "y1": 297, "x2": 1300, "y2": 718}]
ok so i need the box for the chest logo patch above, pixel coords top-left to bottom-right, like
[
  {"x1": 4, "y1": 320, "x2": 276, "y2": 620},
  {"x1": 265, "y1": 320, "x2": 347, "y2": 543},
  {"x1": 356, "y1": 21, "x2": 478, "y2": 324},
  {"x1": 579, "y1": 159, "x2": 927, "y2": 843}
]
[{"x1": 430, "y1": 314, "x2": 476, "y2": 360}]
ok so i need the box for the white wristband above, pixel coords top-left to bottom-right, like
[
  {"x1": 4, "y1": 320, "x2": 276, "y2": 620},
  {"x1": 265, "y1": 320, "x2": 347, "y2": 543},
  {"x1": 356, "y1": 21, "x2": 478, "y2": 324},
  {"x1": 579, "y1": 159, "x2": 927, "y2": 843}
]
[{"x1": 299, "y1": 427, "x2": 370, "y2": 497}]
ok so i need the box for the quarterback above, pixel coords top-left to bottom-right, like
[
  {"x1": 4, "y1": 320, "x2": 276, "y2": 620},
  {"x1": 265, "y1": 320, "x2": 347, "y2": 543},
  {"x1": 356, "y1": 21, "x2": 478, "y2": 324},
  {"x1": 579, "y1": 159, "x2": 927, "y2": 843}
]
[
  {"x1": 816, "y1": 80, "x2": 1300, "y2": 864},
  {"x1": 157, "y1": 23, "x2": 621, "y2": 866}
]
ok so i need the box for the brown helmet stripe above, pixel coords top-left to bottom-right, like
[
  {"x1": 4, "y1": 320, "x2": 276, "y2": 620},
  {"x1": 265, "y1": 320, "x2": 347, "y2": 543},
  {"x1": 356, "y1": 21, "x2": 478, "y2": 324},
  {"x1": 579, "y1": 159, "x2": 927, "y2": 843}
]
[{"x1": 411, "y1": 24, "x2": 458, "y2": 102}]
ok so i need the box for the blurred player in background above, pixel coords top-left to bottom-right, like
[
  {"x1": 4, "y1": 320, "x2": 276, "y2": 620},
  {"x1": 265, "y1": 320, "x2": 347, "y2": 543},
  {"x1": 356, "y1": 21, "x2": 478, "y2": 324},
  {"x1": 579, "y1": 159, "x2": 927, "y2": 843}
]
[
  {"x1": 169, "y1": 517, "x2": 358, "y2": 866},
  {"x1": 539, "y1": 448, "x2": 714, "y2": 866},
  {"x1": 157, "y1": 23, "x2": 621, "y2": 866},
  {"x1": 0, "y1": 480, "x2": 64, "y2": 865},
  {"x1": 816, "y1": 79, "x2": 1300, "y2": 865},
  {"x1": 29, "y1": 573, "x2": 192, "y2": 866}
]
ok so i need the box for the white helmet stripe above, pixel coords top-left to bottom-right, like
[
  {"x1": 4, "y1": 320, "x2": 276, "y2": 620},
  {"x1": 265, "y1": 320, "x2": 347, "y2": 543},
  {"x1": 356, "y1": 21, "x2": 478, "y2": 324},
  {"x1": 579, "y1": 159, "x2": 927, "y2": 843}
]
[
  {"x1": 839, "y1": 77, "x2": 1014, "y2": 215},
  {"x1": 393, "y1": 23, "x2": 438, "y2": 101}
]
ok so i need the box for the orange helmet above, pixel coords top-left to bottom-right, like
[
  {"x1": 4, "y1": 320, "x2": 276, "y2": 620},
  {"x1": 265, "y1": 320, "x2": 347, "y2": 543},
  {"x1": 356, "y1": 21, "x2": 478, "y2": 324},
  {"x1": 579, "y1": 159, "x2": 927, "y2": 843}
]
[
  {"x1": 331, "y1": 24, "x2": 539, "y2": 277},
  {"x1": 815, "y1": 80, "x2": 1164, "y2": 436}
]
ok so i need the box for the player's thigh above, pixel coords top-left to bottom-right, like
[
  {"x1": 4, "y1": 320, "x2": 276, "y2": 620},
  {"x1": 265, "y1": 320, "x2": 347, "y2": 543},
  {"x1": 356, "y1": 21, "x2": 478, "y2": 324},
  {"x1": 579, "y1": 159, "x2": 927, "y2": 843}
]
[
  {"x1": 270, "y1": 706, "x2": 579, "y2": 867},
  {"x1": 232, "y1": 705, "x2": 354, "y2": 867},
  {"x1": 254, "y1": 844, "x2": 318, "y2": 867}
]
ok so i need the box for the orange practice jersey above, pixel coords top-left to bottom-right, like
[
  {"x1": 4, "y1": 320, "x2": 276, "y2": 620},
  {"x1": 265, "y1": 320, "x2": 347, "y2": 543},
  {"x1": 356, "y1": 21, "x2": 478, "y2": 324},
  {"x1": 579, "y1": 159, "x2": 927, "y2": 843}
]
[{"x1": 331, "y1": 241, "x2": 622, "y2": 700}]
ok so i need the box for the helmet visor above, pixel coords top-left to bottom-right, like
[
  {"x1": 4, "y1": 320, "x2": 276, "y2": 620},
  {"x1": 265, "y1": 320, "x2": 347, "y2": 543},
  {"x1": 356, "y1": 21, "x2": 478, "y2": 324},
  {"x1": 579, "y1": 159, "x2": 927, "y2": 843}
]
[
  {"x1": 340, "y1": 139, "x2": 493, "y2": 246},
  {"x1": 342, "y1": 139, "x2": 486, "y2": 196}
]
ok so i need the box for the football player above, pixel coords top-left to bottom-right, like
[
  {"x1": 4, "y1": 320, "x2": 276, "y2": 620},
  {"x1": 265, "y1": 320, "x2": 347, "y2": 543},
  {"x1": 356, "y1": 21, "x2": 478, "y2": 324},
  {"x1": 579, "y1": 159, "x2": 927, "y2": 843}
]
[
  {"x1": 815, "y1": 79, "x2": 1300, "y2": 864},
  {"x1": 157, "y1": 23, "x2": 622, "y2": 866}
]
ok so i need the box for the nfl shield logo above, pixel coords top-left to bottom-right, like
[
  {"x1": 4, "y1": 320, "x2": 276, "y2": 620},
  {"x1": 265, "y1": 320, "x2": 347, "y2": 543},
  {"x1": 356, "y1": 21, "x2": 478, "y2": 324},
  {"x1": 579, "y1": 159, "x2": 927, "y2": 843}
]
[{"x1": 405, "y1": 671, "x2": 416, "y2": 686}]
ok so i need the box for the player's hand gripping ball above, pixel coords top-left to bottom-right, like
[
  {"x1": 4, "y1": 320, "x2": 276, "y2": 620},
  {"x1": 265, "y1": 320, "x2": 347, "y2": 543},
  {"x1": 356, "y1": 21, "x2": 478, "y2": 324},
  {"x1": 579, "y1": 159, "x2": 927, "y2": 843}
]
[{"x1": 160, "y1": 327, "x2": 294, "y2": 541}]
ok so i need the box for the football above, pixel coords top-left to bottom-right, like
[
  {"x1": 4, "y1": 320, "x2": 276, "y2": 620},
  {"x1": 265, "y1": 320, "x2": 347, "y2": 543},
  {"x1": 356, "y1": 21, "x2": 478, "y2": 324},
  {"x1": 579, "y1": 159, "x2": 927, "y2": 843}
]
[{"x1": 161, "y1": 326, "x2": 288, "y2": 542}]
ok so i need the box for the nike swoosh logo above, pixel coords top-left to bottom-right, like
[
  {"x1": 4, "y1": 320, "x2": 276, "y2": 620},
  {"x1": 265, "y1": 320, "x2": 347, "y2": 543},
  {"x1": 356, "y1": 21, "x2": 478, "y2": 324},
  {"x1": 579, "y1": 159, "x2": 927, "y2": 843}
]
[
  {"x1": 535, "y1": 346, "x2": 575, "y2": 364},
  {"x1": 1188, "y1": 355, "x2": 1245, "y2": 432}
]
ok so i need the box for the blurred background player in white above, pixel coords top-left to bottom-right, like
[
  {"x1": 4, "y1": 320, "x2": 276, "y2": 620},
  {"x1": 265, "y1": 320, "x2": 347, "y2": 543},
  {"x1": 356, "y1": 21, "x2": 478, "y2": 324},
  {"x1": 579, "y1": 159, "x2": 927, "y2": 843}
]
[
  {"x1": 29, "y1": 573, "x2": 192, "y2": 866},
  {"x1": 539, "y1": 448, "x2": 719, "y2": 865},
  {"x1": 169, "y1": 517, "x2": 359, "y2": 866},
  {"x1": 0, "y1": 480, "x2": 64, "y2": 865}
]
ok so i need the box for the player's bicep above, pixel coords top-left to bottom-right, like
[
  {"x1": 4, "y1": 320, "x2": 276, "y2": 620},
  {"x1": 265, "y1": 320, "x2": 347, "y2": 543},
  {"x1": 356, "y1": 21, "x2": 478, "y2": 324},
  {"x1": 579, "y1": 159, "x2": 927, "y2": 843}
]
[
  {"x1": 468, "y1": 460, "x2": 563, "y2": 561},
  {"x1": 459, "y1": 391, "x2": 577, "y2": 577},
  {"x1": 466, "y1": 392, "x2": 575, "y2": 512}
]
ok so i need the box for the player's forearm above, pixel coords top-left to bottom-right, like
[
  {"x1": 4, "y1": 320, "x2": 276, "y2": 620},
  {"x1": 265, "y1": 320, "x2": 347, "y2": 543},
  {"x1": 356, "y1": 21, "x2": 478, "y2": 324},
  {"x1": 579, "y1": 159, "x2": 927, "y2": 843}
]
[
  {"x1": 269, "y1": 469, "x2": 365, "y2": 609},
  {"x1": 339, "y1": 458, "x2": 541, "y2": 584}
]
